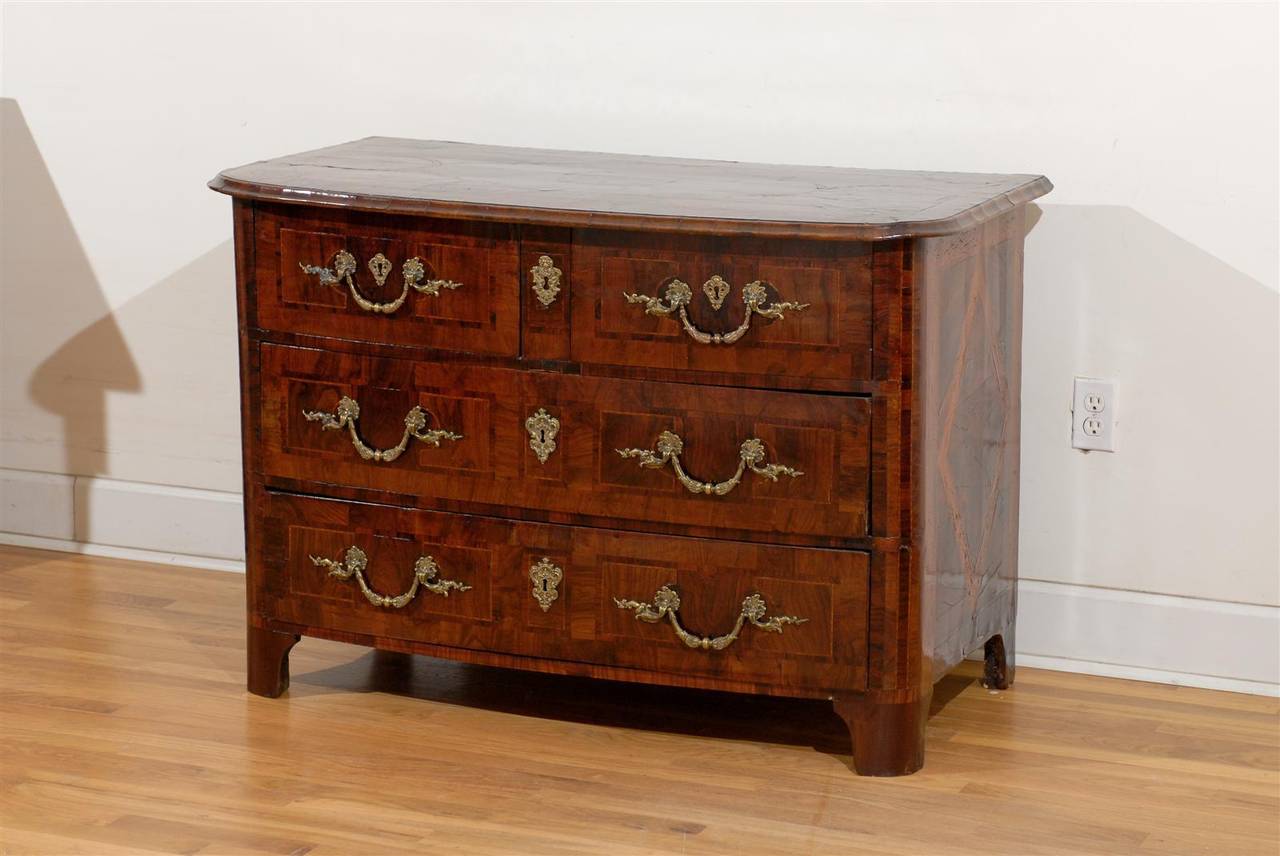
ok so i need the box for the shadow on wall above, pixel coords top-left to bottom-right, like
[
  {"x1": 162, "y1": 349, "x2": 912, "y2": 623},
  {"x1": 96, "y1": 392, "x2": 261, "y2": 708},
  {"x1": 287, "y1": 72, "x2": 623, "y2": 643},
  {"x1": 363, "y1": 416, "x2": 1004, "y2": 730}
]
[
  {"x1": 1019, "y1": 201, "x2": 1279, "y2": 606},
  {"x1": 3, "y1": 98, "x2": 242, "y2": 553},
  {"x1": 67, "y1": 241, "x2": 241, "y2": 492},
  {"x1": 1, "y1": 98, "x2": 140, "y2": 541}
]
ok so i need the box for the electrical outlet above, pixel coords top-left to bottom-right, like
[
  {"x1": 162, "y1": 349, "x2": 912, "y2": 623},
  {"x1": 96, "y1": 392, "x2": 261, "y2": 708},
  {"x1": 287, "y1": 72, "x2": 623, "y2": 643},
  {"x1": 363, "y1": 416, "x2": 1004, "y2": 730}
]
[{"x1": 1072, "y1": 378, "x2": 1115, "y2": 452}]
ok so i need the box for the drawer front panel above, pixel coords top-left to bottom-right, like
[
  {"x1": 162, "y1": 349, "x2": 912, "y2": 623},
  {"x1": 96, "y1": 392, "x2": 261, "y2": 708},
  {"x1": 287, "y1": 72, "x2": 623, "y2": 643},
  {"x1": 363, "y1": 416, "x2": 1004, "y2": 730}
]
[
  {"x1": 254, "y1": 206, "x2": 520, "y2": 355},
  {"x1": 259, "y1": 492, "x2": 869, "y2": 693},
  {"x1": 563, "y1": 229, "x2": 874, "y2": 383},
  {"x1": 259, "y1": 343, "x2": 871, "y2": 542}
]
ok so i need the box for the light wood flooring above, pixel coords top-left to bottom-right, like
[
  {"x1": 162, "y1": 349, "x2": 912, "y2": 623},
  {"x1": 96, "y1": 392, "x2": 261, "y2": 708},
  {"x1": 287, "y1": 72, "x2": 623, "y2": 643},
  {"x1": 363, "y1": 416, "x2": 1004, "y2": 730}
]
[{"x1": 0, "y1": 545, "x2": 1276, "y2": 855}]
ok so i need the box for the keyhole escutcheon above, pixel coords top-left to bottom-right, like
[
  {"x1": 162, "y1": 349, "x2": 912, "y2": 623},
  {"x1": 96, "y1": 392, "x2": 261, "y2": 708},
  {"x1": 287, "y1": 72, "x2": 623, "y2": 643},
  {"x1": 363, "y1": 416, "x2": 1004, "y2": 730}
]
[{"x1": 529, "y1": 557, "x2": 563, "y2": 612}]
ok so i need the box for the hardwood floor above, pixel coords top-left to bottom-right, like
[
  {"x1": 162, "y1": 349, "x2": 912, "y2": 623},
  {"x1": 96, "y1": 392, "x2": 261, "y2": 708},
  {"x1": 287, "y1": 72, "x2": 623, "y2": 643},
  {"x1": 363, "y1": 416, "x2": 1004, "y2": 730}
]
[{"x1": 1, "y1": 545, "x2": 1276, "y2": 855}]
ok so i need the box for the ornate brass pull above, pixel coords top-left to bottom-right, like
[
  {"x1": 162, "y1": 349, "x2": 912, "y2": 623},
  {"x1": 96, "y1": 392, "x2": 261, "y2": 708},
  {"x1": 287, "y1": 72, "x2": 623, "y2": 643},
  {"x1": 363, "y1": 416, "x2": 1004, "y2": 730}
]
[
  {"x1": 614, "y1": 585, "x2": 806, "y2": 651},
  {"x1": 623, "y1": 279, "x2": 809, "y2": 345},
  {"x1": 300, "y1": 250, "x2": 461, "y2": 315},
  {"x1": 302, "y1": 396, "x2": 461, "y2": 462},
  {"x1": 311, "y1": 546, "x2": 470, "y2": 609},
  {"x1": 616, "y1": 430, "x2": 802, "y2": 496}
]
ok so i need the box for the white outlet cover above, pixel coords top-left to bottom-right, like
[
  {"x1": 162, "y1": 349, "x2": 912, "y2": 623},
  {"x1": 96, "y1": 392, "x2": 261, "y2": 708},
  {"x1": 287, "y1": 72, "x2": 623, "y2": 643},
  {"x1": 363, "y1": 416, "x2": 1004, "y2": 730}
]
[{"x1": 1072, "y1": 378, "x2": 1116, "y2": 452}]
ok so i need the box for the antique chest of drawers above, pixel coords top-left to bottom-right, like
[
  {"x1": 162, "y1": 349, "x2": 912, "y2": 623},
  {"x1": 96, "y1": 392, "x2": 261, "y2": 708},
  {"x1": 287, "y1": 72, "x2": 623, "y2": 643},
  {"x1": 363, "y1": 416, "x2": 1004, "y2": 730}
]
[{"x1": 211, "y1": 138, "x2": 1050, "y2": 775}]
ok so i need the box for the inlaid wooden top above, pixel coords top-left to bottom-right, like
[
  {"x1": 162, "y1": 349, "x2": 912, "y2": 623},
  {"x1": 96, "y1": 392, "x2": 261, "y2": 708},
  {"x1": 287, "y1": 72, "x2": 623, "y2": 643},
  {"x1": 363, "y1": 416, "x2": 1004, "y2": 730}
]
[{"x1": 211, "y1": 137, "x2": 1051, "y2": 240}]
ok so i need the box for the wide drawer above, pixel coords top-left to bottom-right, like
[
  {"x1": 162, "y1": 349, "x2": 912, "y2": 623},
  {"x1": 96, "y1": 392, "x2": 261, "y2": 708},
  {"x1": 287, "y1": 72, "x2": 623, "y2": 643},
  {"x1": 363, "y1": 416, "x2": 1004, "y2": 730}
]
[
  {"x1": 252, "y1": 205, "x2": 520, "y2": 355},
  {"x1": 258, "y1": 491, "x2": 869, "y2": 694},
  {"x1": 559, "y1": 229, "x2": 874, "y2": 383},
  {"x1": 258, "y1": 343, "x2": 871, "y2": 544}
]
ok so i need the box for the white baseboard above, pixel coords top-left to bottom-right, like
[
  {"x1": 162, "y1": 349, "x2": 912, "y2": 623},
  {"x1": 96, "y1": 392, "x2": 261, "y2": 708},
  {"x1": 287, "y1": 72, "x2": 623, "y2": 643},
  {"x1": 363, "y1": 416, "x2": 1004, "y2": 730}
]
[
  {"x1": 1, "y1": 467, "x2": 243, "y2": 563},
  {"x1": 2, "y1": 468, "x2": 1276, "y2": 696},
  {"x1": 73, "y1": 475, "x2": 244, "y2": 559},
  {"x1": 1015, "y1": 654, "x2": 1278, "y2": 697},
  {"x1": 1, "y1": 468, "x2": 76, "y2": 539},
  {"x1": 1015, "y1": 578, "x2": 1279, "y2": 694}
]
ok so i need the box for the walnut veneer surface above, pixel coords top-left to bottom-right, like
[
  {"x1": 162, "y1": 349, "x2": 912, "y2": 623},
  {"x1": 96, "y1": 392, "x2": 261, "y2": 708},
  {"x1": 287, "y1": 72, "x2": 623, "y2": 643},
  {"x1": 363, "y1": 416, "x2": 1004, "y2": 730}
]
[
  {"x1": 212, "y1": 138, "x2": 1051, "y2": 775},
  {"x1": 213, "y1": 137, "x2": 1051, "y2": 239}
]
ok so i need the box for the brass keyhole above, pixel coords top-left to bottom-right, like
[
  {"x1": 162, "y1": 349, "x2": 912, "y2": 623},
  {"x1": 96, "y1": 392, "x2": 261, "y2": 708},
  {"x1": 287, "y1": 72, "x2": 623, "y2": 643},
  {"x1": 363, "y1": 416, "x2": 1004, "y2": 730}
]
[
  {"x1": 525, "y1": 408, "x2": 560, "y2": 464},
  {"x1": 529, "y1": 557, "x2": 562, "y2": 612}
]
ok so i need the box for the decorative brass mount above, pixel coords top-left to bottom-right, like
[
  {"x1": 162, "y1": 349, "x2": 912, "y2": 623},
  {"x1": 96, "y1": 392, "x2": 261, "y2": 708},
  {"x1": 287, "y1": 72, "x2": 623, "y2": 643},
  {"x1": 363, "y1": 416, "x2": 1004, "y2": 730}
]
[
  {"x1": 702, "y1": 275, "x2": 731, "y2": 311},
  {"x1": 311, "y1": 545, "x2": 471, "y2": 609},
  {"x1": 300, "y1": 250, "x2": 462, "y2": 314},
  {"x1": 614, "y1": 584, "x2": 807, "y2": 651},
  {"x1": 529, "y1": 255, "x2": 563, "y2": 308},
  {"x1": 525, "y1": 408, "x2": 560, "y2": 464},
  {"x1": 528, "y1": 557, "x2": 564, "y2": 612},
  {"x1": 302, "y1": 396, "x2": 461, "y2": 463},
  {"x1": 623, "y1": 278, "x2": 808, "y2": 344},
  {"x1": 616, "y1": 430, "x2": 802, "y2": 496}
]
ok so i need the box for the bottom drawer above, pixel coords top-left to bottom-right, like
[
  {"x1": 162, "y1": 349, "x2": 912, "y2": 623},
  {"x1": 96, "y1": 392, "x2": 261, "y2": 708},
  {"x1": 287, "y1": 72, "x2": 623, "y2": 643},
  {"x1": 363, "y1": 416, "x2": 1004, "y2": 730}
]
[{"x1": 256, "y1": 491, "x2": 869, "y2": 694}]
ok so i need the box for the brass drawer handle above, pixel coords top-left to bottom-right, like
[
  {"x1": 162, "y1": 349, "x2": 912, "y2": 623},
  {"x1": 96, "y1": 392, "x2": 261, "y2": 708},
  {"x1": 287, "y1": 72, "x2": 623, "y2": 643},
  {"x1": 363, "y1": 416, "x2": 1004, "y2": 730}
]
[
  {"x1": 614, "y1": 585, "x2": 806, "y2": 651},
  {"x1": 311, "y1": 546, "x2": 470, "y2": 609},
  {"x1": 300, "y1": 250, "x2": 461, "y2": 315},
  {"x1": 302, "y1": 396, "x2": 461, "y2": 462},
  {"x1": 623, "y1": 279, "x2": 809, "y2": 345},
  {"x1": 616, "y1": 430, "x2": 802, "y2": 496}
]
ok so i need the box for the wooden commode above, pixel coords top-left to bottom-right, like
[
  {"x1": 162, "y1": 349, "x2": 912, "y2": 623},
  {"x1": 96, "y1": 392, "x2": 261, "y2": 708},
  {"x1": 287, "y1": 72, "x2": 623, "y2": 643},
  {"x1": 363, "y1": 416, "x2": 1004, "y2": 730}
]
[{"x1": 211, "y1": 138, "x2": 1050, "y2": 775}]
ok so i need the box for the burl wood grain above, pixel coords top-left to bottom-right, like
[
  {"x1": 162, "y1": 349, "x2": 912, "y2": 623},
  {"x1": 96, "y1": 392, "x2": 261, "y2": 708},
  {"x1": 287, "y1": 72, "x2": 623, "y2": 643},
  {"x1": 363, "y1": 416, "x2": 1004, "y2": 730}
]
[
  {"x1": 253, "y1": 489, "x2": 869, "y2": 697},
  {"x1": 519, "y1": 225, "x2": 573, "y2": 362},
  {"x1": 215, "y1": 141, "x2": 1048, "y2": 776},
  {"x1": 256, "y1": 342, "x2": 872, "y2": 545},
  {"x1": 834, "y1": 213, "x2": 1026, "y2": 774},
  {"x1": 210, "y1": 137, "x2": 1051, "y2": 240},
  {"x1": 562, "y1": 229, "x2": 874, "y2": 383},
  {"x1": 246, "y1": 625, "x2": 299, "y2": 698},
  {"x1": 915, "y1": 209, "x2": 1024, "y2": 678},
  {"x1": 253, "y1": 203, "x2": 521, "y2": 356}
]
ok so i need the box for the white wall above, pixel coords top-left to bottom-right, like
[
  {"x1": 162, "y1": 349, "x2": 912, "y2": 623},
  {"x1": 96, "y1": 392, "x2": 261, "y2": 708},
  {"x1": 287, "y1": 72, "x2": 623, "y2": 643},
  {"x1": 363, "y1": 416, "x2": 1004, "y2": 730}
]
[{"x1": 2, "y1": 2, "x2": 1277, "y2": 691}]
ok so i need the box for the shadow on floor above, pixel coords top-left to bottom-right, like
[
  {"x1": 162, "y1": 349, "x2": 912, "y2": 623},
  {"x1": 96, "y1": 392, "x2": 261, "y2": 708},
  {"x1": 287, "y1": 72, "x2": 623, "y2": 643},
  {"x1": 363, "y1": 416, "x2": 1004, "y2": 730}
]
[{"x1": 289, "y1": 647, "x2": 978, "y2": 771}]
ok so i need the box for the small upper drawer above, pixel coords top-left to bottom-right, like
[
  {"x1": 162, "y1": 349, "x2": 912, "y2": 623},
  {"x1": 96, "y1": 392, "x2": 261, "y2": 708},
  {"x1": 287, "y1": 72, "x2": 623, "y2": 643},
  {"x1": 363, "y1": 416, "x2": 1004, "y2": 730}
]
[
  {"x1": 554, "y1": 230, "x2": 874, "y2": 383},
  {"x1": 252, "y1": 205, "x2": 520, "y2": 355}
]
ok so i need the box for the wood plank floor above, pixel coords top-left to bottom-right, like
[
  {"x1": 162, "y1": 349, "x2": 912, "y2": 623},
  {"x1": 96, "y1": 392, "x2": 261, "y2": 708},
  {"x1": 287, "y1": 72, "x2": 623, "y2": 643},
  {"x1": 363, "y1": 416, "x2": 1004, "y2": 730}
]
[{"x1": 0, "y1": 545, "x2": 1276, "y2": 855}]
